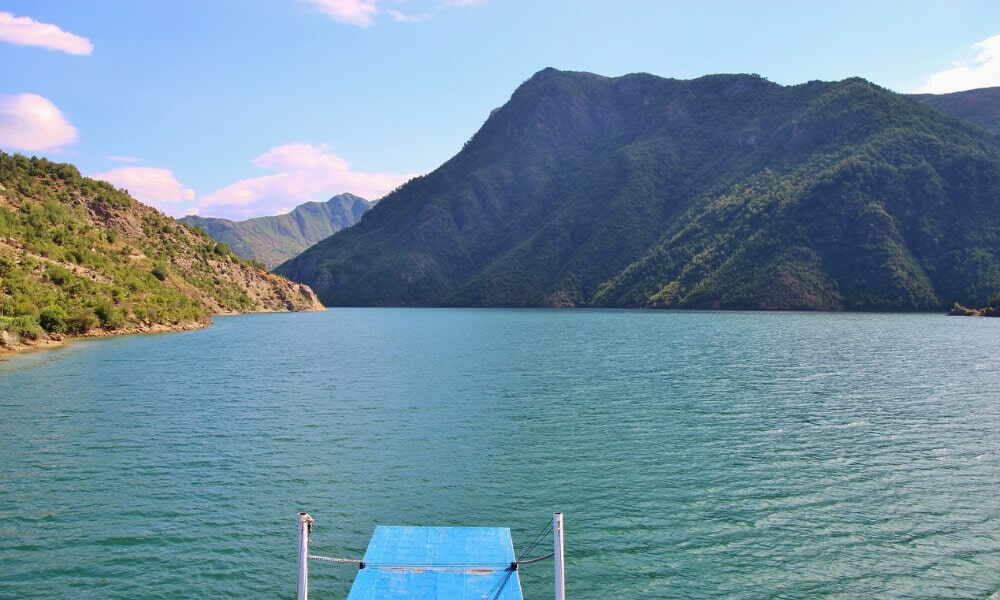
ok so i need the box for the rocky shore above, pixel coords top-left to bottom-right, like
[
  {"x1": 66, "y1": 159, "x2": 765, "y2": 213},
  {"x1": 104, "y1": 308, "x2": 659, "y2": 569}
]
[
  {"x1": 0, "y1": 305, "x2": 324, "y2": 358},
  {"x1": 0, "y1": 320, "x2": 209, "y2": 357},
  {"x1": 947, "y1": 303, "x2": 1000, "y2": 317}
]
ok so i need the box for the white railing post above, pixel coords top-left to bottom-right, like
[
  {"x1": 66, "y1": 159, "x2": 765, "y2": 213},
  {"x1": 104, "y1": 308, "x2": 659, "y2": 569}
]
[
  {"x1": 553, "y1": 512, "x2": 565, "y2": 600},
  {"x1": 298, "y1": 512, "x2": 314, "y2": 600}
]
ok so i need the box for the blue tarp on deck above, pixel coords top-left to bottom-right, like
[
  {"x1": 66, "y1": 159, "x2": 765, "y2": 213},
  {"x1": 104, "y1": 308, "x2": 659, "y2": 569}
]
[{"x1": 346, "y1": 526, "x2": 523, "y2": 600}]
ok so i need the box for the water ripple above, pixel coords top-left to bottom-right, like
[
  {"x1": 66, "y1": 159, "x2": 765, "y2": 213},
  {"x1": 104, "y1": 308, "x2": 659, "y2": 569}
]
[{"x1": 1, "y1": 310, "x2": 998, "y2": 598}]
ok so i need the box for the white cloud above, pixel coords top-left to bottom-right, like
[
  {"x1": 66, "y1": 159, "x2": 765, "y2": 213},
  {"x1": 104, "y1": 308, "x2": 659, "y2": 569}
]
[
  {"x1": 301, "y1": 0, "x2": 482, "y2": 26},
  {"x1": 0, "y1": 11, "x2": 93, "y2": 55},
  {"x1": 107, "y1": 155, "x2": 143, "y2": 164},
  {"x1": 93, "y1": 166, "x2": 196, "y2": 216},
  {"x1": 386, "y1": 9, "x2": 424, "y2": 23},
  {"x1": 0, "y1": 93, "x2": 78, "y2": 151},
  {"x1": 196, "y1": 143, "x2": 417, "y2": 220},
  {"x1": 916, "y1": 34, "x2": 1000, "y2": 94},
  {"x1": 301, "y1": 0, "x2": 378, "y2": 27},
  {"x1": 438, "y1": 0, "x2": 486, "y2": 6}
]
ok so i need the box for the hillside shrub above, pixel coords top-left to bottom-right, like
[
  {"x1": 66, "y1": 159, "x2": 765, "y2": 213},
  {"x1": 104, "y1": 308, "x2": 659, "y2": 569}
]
[
  {"x1": 45, "y1": 264, "x2": 73, "y2": 285},
  {"x1": 985, "y1": 293, "x2": 1000, "y2": 317},
  {"x1": 67, "y1": 308, "x2": 99, "y2": 334},
  {"x1": 94, "y1": 302, "x2": 125, "y2": 329},
  {"x1": 151, "y1": 262, "x2": 169, "y2": 281},
  {"x1": 38, "y1": 305, "x2": 68, "y2": 333},
  {"x1": 0, "y1": 252, "x2": 15, "y2": 277},
  {"x1": 2, "y1": 315, "x2": 44, "y2": 339}
]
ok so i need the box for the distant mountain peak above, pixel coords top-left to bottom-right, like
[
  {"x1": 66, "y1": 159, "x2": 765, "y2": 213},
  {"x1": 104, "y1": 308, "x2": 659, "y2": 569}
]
[{"x1": 180, "y1": 193, "x2": 373, "y2": 269}]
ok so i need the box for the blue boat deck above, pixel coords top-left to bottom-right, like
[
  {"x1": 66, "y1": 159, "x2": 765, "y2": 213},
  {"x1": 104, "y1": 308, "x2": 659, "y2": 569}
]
[{"x1": 346, "y1": 526, "x2": 523, "y2": 600}]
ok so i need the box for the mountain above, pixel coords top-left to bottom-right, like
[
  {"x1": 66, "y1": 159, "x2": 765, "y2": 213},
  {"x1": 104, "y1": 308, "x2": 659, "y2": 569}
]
[
  {"x1": 179, "y1": 193, "x2": 374, "y2": 269},
  {"x1": 0, "y1": 152, "x2": 322, "y2": 351},
  {"x1": 276, "y1": 69, "x2": 1000, "y2": 311},
  {"x1": 912, "y1": 87, "x2": 1000, "y2": 133}
]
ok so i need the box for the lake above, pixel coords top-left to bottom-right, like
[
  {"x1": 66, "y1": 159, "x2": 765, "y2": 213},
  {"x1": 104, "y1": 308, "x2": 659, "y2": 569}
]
[{"x1": 1, "y1": 309, "x2": 998, "y2": 599}]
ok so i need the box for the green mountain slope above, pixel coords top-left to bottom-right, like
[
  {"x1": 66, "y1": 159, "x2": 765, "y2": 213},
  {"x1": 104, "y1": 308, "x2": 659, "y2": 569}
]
[
  {"x1": 1, "y1": 152, "x2": 322, "y2": 350},
  {"x1": 276, "y1": 69, "x2": 1000, "y2": 310},
  {"x1": 912, "y1": 87, "x2": 1000, "y2": 133},
  {"x1": 179, "y1": 193, "x2": 373, "y2": 269}
]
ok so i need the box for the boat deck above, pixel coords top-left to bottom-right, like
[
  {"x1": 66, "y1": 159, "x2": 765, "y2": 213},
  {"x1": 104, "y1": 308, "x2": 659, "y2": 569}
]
[{"x1": 346, "y1": 526, "x2": 523, "y2": 599}]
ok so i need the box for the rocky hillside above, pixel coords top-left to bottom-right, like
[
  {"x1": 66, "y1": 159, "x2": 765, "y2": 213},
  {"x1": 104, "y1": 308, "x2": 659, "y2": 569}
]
[
  {"x1": 180, "y1": 193, "x2": 374, "y2": 269},
  {"x1": 276, "y1": 69, "x2": 1000, "y2": 311},
  {"x1": 0, "y1": 152, "x2": 322, "y2": 352}
]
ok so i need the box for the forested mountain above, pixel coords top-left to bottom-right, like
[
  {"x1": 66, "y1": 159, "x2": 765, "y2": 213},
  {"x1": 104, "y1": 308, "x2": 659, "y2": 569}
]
[
  {"x1": 0, "y1": 152, "x2": 322, "y2": 350},
  {"x1": 912, "y1": 87, "x2": 1000, "y2": 133},
  {"x1": 276, "y1": 69, "x2": 1000, "y2": 310},
  {"x1": 179, "y1": 193, "x2": 373, "y2": 269}
]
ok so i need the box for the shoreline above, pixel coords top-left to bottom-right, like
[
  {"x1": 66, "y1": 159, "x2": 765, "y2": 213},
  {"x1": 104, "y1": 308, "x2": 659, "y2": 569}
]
[
  {"x1": 0, "y1": 320, "x2": 211, "y2": 359},
  {"x1": 0, "y1": 306, "x2": 325, "y2": 359},
  {"x1": 5, "y1": 304, "x2": 992, "y2": 359},
  {"x1": 947, "y1": 303, "x2": 1000, "y2": 317}
]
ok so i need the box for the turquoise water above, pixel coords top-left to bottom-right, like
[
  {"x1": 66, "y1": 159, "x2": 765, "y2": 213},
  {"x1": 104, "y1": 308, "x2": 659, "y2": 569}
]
[{"x1": 1, "y1": 309, "x2": 998, "y2": 599}]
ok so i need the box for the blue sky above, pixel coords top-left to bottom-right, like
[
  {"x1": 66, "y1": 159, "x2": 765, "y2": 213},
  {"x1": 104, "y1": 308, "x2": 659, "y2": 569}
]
[{"x1": 2, "y1": 1, "x2": 1000, "y2": 220}]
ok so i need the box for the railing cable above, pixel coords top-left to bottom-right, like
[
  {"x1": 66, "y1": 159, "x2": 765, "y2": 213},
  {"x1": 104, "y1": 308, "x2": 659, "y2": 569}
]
[
  {"x1": 308, "y1": 555, "x2": 364, "y2": 566},
  {"x1": 515, "y1": 551, "x2": 555, "y2": 566}
]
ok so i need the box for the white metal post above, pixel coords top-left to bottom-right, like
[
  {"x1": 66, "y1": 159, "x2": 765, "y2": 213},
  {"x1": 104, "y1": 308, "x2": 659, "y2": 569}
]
[
  {"x1": 553, "y1": 512, "x2": 565, "y2": 600},
  {"x1": 298, "y1": 512, "x2": 313, "y2": 600}
]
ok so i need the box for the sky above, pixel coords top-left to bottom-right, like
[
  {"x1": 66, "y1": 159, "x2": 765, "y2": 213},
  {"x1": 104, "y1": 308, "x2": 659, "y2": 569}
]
[{"x1": 2, "y1": 1, "x2": 1000, "y2": 221}]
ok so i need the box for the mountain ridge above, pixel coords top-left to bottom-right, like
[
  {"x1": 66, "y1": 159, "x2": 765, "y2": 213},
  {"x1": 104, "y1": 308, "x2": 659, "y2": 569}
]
[
  {"x1": 179, "y1": 193, "x2": 373, "y2": 269},
  {"x1": 911, "y1": 86, "x2": 1000, "y2": 134},
  {"x1": 276, "y1": 69, "x2": 1000, "y2": 310}
]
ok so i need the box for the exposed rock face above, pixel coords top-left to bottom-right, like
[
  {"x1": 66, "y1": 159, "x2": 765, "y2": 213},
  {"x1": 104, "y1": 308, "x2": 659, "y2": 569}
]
[{"x1": 230, "y1": 267, "x2": 324, "y2": 313}]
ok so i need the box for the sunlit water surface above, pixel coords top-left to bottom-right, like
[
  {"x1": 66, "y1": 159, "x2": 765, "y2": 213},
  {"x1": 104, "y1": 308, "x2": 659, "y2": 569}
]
[{"x1": 1, "y1": 309, "x2": 998, "y2": 599}]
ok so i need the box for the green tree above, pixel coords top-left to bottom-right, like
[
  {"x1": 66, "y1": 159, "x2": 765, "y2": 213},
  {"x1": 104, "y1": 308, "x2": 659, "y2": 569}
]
[
  {"x1": 985, "y1": 293, "x2": 1000, "y2": 317},
  {"x1": 151, "y1": 262, "x2": 169, "y2": 281},
  {"x1": 94, "y1": 302, "x2": 125, "y2": 329},
  {"x1": 38, "y1": 305, "x2": 68, "y2": 333},
  {"x1": 67, "y1": 308, "x2": 99, "y2": 334}
]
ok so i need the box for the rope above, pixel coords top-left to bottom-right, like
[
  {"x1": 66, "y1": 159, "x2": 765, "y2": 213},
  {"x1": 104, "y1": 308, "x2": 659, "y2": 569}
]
[
  {"x1": 517, "y1": 519, "x2": 551, "y2": 559},
  {"x1": 484, "y1": 566, "x2": 516, "y2": 600},
  {"x1": 362, "y1": 562, "x2": 509, "y2": 571},
  {"x1": 309, "y1": 556, "x2": 523, "y2": 571},
  {"x1": 515, "y1": 551, "x2": 554, "y2": 566},
  {"x1": 308, "y1": 554, "x2": 364, "y2": 566}
]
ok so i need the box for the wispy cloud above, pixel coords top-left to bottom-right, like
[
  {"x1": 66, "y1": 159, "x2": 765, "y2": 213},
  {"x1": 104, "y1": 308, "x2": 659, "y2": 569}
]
[
  {"x1": 92, "y1": 167, "x2": 196, "y2": 214},
  {"x1": 915, "y1": 34, "x2": 1000, "y2": 94},
  {"x1": 0, "y1": 93, "x2": 78, "y2": 152},
  {"x1": 194, "y1": 143, "x2": 417, "y2": 220},
  {"x1": 302, "y1": 0, "x2": 482, "y2": 26},
  {"x1": 89, "y1": 145, "x2": 417, "y2": 219},
  {"x1": 300, "y1": 0, "x2": 378, "y2": 27},
  {"x1": 0, "y1": 11, "x2": 93, "y2": 55},
  {"x1": 386, "y1": 9, "x2": 424, "y2": 23},
  {"x1": 438, "y1": 0, "x2": 486, "y2": 6},
  {"x1": 107, "y1": 155, "x2": 143, "y2": 164}
]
